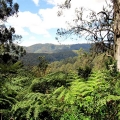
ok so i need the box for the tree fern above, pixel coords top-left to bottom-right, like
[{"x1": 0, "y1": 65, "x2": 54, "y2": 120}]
[
  {"x1": 10, "y1": 70, "x2": 120, "y2": 119},
  {"x1": 49, "y1": 71, "x2": 120, "y2": 119},
  {"x1": 12, "y1": 92, "x2": 46, "y2": 119}
]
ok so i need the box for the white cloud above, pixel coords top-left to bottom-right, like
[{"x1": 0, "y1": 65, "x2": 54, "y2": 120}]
[
  {"x1": 39, "y1": 0, "x2": 110, "y2": 30},
  {"x1": 7, "y1": 11, "x2": 50, "y2": 37},
  {"x1": 46, "y1": 0, "x2": 65, "y2": 5},
  {"x1": 15, "y1": 27, "x2": 29, "y2": 36},
  {"x1": 20, "y1": 35, "x2": 57, "y2": 46},
  {"x1": 32, "y1": 0, "x2": 40, "y2": 6},
  {"x1": 46, "y1": 0, "x2": 110, "y2": 12},
  {"x1": 7, "y1": 0, "x2": 111, "y2": 46},
  {"x1": 8, "y1": 11, "x2": 42, "y2": 28},
  {"x1": 39, "y1": 7, "x2": 68, "y2": 29},
  {"x1": 29, "y1": 36, "x2": 36, "y2": 40},
  {"x1": 20, "y1": 36, "x2": 38, "y2": 46},
  {"x1": 7, "y1": 0, "x2": 111, "y2": 36}
]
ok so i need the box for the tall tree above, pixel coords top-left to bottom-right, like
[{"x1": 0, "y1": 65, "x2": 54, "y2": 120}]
[
  {"x1": 0, "y1": 0, "x2": 25, "y2": 65},
  {"x1": 113, "y1": 0, "x2": 120, "y2": 70},
  {"x1": 0, "y1": 1, "x2": 25, "y2": 118},
  {"x1": 56, "y1": 0, "x2": 120, "y2": 71},
  {"x1": 38, "y1": 56, "x2": 48, "y2": 75}
]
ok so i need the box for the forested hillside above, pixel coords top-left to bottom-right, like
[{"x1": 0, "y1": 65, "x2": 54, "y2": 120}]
[
  {"x1": 24, "y1": 43, "x2": 91, "y2": 53},
  {"x1": 21, "y1": 43, "x2": 90, "y2": 66},
  {"x1": 20, "y1": 50, "x2": 77, "y2": 66}
]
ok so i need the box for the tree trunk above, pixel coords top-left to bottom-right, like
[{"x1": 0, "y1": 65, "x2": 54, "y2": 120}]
[{"x1": 114, "y1": 0, "x2": 120, "y2": 71}]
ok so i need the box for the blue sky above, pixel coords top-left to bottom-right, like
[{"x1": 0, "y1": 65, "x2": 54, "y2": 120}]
[{"x1": 7, "y1": 0, "x2": 109, "y2": 46}]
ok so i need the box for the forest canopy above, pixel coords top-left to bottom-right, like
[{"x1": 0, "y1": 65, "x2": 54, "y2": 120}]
[{"x1": 1, "y1": 0, "x2": 120, "y2": 119}]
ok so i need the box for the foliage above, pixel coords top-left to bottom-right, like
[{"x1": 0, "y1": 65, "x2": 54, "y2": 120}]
[
  {"x1": 1, "y1": 1, "x2": 120, "y2": 120},
  {"x1": 0, "y1": 65, "x2": 35, "y2": 119},
  {"x1": 0, "y1": 76, "x2": 17, "y2": 119},
  {"x1": 1, "y1": 50, "x2": 120, "y2": 120},
  {"x1": 37, "y1": 56, "x2": 48, "y2": 76},
  {"x1": 50, "y1": 71, "x2": 120, "y2": 119},
  {"x1": 30, "y1": 71, "x2": 70, "y2": 94},
  {"x1": 10, "y1": 72, "x2": 76, "y2": 119},
  {"x1": 48, "y1": 50, "x2": 107, "y2": 73},
  {"x1": 21, "y1": 50, "x2": 78, "y2": 66},
  {"x1": 0, "y1": 1, "x2": 27, "y2": 119},
  {"x1": 0, "y1": 0, "x2": 26, "y2": 65},
  {"x1": 78, "y1": 65, "x2": 92, "y2": 79},
  {"x1": 0, "y1": 61, "x2": 23, "y2": 74},
  {"x1": 105, "y1": 56, "x2": 118, "y2": 76},
  {"x1": 0, "y1": 0, "x2": 19, "y2": 20},
  {"x1": 2, "y1": 48, "x2": 120, "y2": 119},
  {"x1": 9, "y1": 70, "x2": 120, "y2": 119}
]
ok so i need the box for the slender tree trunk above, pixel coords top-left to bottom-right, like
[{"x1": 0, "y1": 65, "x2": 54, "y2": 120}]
[
  {"x1": 0, "y1": 112, "x2": 2, "y2": 120},
  {"x1": 114, "y1": 0, "x2": 120, "y2": 71}
]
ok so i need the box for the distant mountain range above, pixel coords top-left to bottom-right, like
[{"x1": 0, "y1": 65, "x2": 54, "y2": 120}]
[
  {"x1": 21, "y1": 43, "x2": 91, "y2": 66},
  {"x1": 24, "y1": 43, "x2": 91, "y2": 53}
]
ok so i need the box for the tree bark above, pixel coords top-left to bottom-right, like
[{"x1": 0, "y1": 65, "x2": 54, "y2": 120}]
[{"x1": 114, "y1": 0, "x2": 120, "y2": 71}]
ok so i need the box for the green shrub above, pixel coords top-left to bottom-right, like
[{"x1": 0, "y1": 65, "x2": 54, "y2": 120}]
[{"x1": 78, "y1": 65, "x2": 92, "y2": 79}]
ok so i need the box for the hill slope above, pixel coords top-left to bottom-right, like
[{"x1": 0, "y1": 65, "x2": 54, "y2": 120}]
[
  {"x1": 21, "y1": 43, "x2": 91, "y2": 66},
  {"x1": 20, "y1": 50, "x2": 77, "y2": 66},
  {"x1": 24, "y1": 43, "x2": 91, "y2": 53}
]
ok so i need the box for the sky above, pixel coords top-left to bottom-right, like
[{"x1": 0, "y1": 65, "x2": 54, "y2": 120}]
[{"x1": 7, "y1": 0, "x2": 110, "y2": 46}]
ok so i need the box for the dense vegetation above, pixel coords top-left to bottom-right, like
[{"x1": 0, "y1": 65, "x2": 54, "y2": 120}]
[
  {"x1": 20, "y1": 50, "x2": 77, "y2": 66},
  {"x1": 1, "y1": 0, "x2": 120, "y2": 120},
  {"x1": 21, "y1": 43, "x2": 90, "y2": 66},
  {"x1": 1, "y1": 48, "x2": 120, "y2": 119}
]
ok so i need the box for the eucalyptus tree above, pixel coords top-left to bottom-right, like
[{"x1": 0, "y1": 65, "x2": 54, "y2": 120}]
[
  {"x1": 56, "y1": 0, "x2": 120, "y2": 71},
  {"x1": 38, "y1": 56, "x2": 48, "y2": 75},
  {"x1": 0, "y1": 0, "x2": 25, "y2": 65},
  {"x1": 113, "y1": 0, "x2": 120, "y2": 71},
  {"x1": 0, "y1": 0, "x2": 25, "y2": 119}
]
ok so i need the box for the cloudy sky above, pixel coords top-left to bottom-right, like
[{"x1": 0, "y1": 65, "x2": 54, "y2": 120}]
[{"x1": 7, "y1": 0, "x2": 110, "y2": 46}]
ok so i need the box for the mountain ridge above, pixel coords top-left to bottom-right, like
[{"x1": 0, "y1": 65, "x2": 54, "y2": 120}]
[
  {"x1": 24, "y1": 43, "x2": 91, "y2": 53},
  {"x1": 21, "y1": 43, "x2": 91, "y2": 66}
]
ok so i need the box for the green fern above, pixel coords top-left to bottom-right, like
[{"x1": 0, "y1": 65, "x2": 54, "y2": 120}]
[{"x1": 10, "y1": 70, "x2": 120, "y2": 119}]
